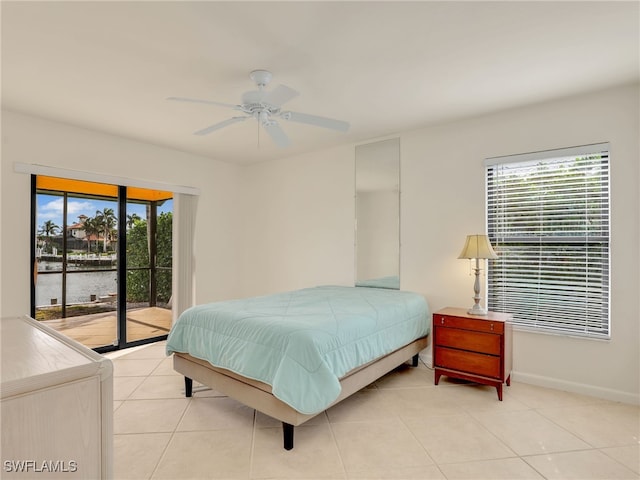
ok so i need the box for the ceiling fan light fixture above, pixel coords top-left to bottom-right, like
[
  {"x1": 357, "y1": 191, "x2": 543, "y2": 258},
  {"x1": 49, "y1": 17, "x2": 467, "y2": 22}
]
[{"x1": 258, "y1": 110, "x2": 271, "y2": 126}]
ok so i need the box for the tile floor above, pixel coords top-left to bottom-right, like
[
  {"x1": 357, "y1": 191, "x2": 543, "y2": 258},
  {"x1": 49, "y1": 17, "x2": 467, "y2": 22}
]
[{"x1": 108, "y1": 342, "x2": 639, "y2": 479}]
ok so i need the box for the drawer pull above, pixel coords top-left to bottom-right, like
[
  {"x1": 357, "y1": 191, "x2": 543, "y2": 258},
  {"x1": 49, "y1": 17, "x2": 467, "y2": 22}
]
[
  {"x1": 441, "y1": 317, "x2": 445, "y2": 325},
  {"x1": 490, "y1": 323, "x2": 494, "y2": 331}
]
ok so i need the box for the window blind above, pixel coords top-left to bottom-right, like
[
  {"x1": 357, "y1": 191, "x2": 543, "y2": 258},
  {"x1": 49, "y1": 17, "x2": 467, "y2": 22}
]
[{"x1": 485, "y1": 143, "x2": 610, "y2": 338}]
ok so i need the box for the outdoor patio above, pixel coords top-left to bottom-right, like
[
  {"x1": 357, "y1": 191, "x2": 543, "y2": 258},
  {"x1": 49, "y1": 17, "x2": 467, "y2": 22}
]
[{"x1": 40, "y1": 306, "x2": 172, "y2": 349}]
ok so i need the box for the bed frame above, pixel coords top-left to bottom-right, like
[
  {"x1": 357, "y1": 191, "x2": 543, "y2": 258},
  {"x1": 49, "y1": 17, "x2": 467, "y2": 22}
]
[{"x1": 173, "y1": 335, "x2": 428, "y2": 450}]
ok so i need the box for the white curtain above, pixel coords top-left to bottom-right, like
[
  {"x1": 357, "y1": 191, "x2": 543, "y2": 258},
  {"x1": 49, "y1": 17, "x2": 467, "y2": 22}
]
[{"x1": 172, "y1": 193, "x2": 198, "y2": 324}]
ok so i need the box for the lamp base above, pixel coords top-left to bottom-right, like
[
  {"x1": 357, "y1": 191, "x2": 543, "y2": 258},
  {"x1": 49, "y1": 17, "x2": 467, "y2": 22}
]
[{"x1": 467, "y1": 304, "x2": 488, "y2": 316}]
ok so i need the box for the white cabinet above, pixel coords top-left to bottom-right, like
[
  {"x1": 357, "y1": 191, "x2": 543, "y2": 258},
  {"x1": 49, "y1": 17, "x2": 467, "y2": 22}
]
[{"x1": 1, "y1": 316, "x2": 113, "y2": 478}]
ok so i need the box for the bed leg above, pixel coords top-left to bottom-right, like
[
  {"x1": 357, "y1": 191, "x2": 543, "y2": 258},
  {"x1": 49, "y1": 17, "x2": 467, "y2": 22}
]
[
  {"x1": 283, "y1": 423, "x2": 294, "y2": 450},
  {"x1": 411, "y1": 354, "x2": 419, "y2": 367},
  {"x1": 184, "y1": 377, "x2": 193, "y2": 397}
]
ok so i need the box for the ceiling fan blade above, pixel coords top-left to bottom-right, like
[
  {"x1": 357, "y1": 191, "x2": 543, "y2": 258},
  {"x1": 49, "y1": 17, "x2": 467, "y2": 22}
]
[
  {"x1": 194, "y1": 116, "x2": 248, "y2": 136},
  {"x1": 262, "y1": 122, "x2": 290, "y2": 147},
  {"x1": 262, "y1": 84, "x2": 299, "y2": 107},
  {"x1": 280, "y1": 111, "x2": 350, "y2": 132},
  {"x1": 167, "y1": 96, "x2": 239, "y2": 110}
]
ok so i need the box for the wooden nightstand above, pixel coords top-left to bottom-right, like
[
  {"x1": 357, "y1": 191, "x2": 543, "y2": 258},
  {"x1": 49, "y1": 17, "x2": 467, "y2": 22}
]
[{"x1": 433, "y1": 307, "x2": 513, "y2": 400}]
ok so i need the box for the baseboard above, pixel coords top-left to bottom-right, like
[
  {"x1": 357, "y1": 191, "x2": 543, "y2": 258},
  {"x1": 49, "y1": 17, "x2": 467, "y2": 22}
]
[{"x1": 512, "y1": 371, "x2": 640, "y2": 405}]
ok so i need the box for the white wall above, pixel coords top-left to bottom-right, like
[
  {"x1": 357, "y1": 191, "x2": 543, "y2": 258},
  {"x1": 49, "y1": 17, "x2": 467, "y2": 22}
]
[
  {"x1": 0, "y1": 110, "x2": 244, "y2": 318},
  {"x1": 402, "y1": 83, "x2": 639, "y2": 404},
  {"x1": 2, "y1": 83, "x2": 638, "y2": 404},
  {"x1": 242, "y1": 83, "x2": 640, "y2": 404},
  {"x1": 239, "y1": 146, "x2": 355, "y2": 297}
]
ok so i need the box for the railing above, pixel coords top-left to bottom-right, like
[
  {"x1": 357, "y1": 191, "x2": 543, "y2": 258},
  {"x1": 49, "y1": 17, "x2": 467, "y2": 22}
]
[{"x1": 36, "y1": 264, "x2": 171, "y2": 315}]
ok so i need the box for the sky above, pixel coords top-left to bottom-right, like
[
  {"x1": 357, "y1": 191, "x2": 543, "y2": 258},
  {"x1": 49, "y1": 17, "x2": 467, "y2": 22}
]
[{"x1": 37, "y1": 193, "x2": 173, "y2": 232}]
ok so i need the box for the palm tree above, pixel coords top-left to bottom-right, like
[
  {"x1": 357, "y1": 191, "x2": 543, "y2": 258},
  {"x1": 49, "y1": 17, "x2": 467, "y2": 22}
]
[
  {"x1": 82, "y1": 216, "x2": 100, "y2": 253},
  {"x1": 95, "y1": 208, "x2": 117, "y2": 253},
  {"x1": 38, "y1": 220, "x2": 59, "y2": 253},
  {"x1": 126, "y1": 213, "x2": 141, "y2": 230}
]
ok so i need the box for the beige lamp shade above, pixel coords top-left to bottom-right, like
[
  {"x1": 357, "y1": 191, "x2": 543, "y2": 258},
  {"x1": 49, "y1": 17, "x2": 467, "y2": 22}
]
[{"x1": 458, "y1": 234, "x2": 498, "y2": 260}]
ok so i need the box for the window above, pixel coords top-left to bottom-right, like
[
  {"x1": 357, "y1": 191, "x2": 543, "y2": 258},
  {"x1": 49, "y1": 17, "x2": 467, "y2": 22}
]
[
  {"x1": 32, "y1": 175, "x2": 173, "y2": 351},
  {"x1": 485, "y1": 143, "x2": 610, "y2": 338}
]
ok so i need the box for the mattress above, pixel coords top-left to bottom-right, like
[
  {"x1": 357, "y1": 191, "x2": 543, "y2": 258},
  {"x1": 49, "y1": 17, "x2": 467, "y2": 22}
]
[{"x1": 166, "y1": 285, "x2": 429, "y2": 414}]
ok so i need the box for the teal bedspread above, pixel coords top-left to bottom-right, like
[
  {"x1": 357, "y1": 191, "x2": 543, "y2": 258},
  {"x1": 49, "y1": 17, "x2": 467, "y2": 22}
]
[{"x1": 166, "y1": 285, "x2": 429, "y2": 414}]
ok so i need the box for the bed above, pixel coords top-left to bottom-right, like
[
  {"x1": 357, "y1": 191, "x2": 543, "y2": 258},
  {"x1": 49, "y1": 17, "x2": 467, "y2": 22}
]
[{"x1": 166, "y1": 285, "x2": 429, "y2": 450}]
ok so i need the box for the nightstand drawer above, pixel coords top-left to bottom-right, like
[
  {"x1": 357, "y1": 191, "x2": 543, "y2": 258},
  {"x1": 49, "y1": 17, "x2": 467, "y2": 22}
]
[
  {"x1": 435, "y1": 347, "x2": 501, "y2": 379},
  {"x1": 434, "y1": 314, "x2": 504, "y2": 334},
  {"x1": 435, "y1": 327, "x2": 501, "y2": 355}
]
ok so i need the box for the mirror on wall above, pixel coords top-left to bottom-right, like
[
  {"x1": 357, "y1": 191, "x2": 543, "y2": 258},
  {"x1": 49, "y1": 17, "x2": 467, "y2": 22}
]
[{"x1": 355, "y1": 138, "x2": 400, "y2": 289}]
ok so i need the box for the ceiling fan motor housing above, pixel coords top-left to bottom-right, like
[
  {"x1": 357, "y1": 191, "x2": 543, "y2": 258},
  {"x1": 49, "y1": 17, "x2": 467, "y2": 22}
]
[{"x1": 242, "y1": 90, "x2": 268, "y2": 105}]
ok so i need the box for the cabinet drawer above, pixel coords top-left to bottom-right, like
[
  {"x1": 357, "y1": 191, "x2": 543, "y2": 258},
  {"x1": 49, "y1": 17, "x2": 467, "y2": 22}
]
[
  {"x1": 434, "y1": 314, "x2": 504, "y2": 334},
  {"x1": 435, "y1": 347, "x2": 501, "y2": 379},
  {"x1": 435, "y1": 327, "x2": 501, "y2": 355}
]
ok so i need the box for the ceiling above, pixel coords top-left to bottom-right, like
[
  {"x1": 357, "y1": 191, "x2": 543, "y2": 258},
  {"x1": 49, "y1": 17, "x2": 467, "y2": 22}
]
[{"x1": 2, "y1": 1, "x2": 638, "y2": 165}]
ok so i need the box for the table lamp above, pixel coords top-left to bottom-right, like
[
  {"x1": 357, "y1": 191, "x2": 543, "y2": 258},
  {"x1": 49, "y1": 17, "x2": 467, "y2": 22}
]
[{"x1": 458, "y1": 234, "x2": 498, "y2": 315}]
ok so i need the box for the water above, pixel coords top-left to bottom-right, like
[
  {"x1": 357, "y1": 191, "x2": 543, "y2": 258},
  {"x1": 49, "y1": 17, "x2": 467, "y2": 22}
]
[{"x1": 36, "y1": 262, "x2": 117, "y2": 306}]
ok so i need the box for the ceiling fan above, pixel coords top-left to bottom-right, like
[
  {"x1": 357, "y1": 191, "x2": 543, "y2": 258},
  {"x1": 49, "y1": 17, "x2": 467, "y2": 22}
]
[{"x1": 167, "y1": 70, "x2": 350, "y2": 147}]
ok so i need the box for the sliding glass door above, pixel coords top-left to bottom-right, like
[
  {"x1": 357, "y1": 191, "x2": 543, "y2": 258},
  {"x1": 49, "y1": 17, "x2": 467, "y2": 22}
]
[
  {"x1": 32, "y1": 176, "x2": 173, "y2": 352},
  {"x1": 125, "y1": 194, "x2": 173, "y2": 343}
]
